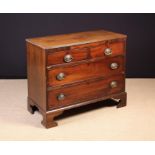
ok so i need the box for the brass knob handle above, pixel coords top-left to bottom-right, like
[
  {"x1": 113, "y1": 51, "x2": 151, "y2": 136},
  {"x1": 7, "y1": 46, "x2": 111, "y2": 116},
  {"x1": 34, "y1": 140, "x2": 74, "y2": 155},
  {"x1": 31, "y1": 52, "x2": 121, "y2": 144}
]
[
  {"x1": 64, "y1": 54, "x2": 73, "y2": 63},
  {"x1": 57, "y1": 93, "x2": 65, "y2": 101},
  {"x1": 110, "y1": 62, "x2": 119, "y2": 70},
  {"x1": 104, "y1": 48, "x2": 112, "y2": 56},
  {"x1": 56, "y1": 72, "x2": 65, "y2": 81},
  {"x1": 110, "y1": 81, "x2": 117, "y2": 88}
]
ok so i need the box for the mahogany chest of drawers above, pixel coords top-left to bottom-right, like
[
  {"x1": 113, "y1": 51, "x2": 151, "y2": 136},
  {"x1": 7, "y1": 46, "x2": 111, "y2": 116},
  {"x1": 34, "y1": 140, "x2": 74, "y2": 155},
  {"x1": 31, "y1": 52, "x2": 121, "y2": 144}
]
[{"x1": 26, "y1": 30, "x2": 127, "y2": 128}]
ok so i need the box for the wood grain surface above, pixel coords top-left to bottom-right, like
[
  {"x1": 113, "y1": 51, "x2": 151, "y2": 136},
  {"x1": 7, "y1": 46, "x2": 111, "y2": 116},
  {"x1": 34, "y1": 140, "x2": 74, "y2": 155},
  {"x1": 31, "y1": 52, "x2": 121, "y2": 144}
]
[
  {"x1": 26, "y1": 29, "x2": 127, "y2": 128},
  {"x1": 48, "y1": 74, "x2": 125, "y2": 110},
  {"x1": 47, "y1": 40, "x2": 125, "y2": 65},
  {"x1": 26, "y1": 30, "x2": 126, "y2": 49},
  {"x1": 47, "y1": 56, "x2": 124, "y2": 87},
  {"x1": 27, "y1": 42, "x2": 47, "y2": 111}
]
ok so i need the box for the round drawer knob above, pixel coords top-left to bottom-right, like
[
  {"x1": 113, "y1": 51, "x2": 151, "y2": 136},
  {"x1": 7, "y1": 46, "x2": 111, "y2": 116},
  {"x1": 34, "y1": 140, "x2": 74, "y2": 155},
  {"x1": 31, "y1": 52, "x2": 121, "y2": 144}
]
[
  {"x1": 57, "y1": 93, "x2": 65, "y2": 101},
  {"x1": 64, "y1": 54, "x2": 73, "y2": 63},
  {"x1": 110, "y1": 62, "x2": 119, "y2": 70},
  {"x1": 56, "y1": 72, "x2": 65, "y2": 81},
  {"x1": 104, "y1": 48, "x2": 112, "y2": 56},
  {"x1": 110, "y1": 81, "x2": 117, "y2": 88}
]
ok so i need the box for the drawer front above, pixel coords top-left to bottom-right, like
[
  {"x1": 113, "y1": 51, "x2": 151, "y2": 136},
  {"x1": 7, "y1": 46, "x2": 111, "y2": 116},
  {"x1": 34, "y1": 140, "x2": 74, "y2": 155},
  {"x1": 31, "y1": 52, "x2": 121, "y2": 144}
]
[
  {"x1": 47, "y1": 56, "x2": 124, "y2": 87},
  {"x1": 47, "y1": 40, "x2": 125, "y2": 66},
  {"x1": 47, "y1": 48, "x2": 89, "y2": 65},
  {"x1": 48, "y1": 74, "x2": 125, "y2": 109},
  {"x1": 90, "y1": 40, "x2": 124, "y2": 58}
]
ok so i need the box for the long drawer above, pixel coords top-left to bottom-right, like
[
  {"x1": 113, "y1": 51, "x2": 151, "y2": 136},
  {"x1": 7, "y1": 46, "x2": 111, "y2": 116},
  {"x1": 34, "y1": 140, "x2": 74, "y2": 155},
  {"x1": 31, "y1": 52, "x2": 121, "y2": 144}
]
[
  {"x1": 47, "y1": 74, "x2": 125, "y2": 110},
  {"x1": 47, "y1": 56, "x2": 124, "y2": 87}
]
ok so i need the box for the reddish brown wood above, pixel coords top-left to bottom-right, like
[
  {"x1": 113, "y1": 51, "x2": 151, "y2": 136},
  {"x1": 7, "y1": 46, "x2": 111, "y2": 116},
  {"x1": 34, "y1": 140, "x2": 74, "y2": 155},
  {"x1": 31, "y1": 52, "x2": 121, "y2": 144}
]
[
  {"x1": 26, "y1": 30, "x2": 126, "y2": 49},
  {"x1": 48, "y1": 74, "x2": 125, "y2": 110},
  {"x1": 26, "y1": 29, "x2": 127, "y2": 128},
  {"x1": 90, "y1": 40, "x2": 124, "y2": 58},
  {"x1": 47, "y1": 40, "x2": 125, "y2": 66},
  {"x1": 47, "y1": 47, "x2": 89, "y2": 65},
  {"x1": 47, "y1": 56, "x2": 124, "y2": 87},
  {"x1": 41, "y1": 110, "x2": 63, "y2": 128},
  {"x1": 43, "y1": 91, "x2": 126, "y2": 128},
  {"x1": 27, "y1": 42, "x2": 47, "y2": 111}
]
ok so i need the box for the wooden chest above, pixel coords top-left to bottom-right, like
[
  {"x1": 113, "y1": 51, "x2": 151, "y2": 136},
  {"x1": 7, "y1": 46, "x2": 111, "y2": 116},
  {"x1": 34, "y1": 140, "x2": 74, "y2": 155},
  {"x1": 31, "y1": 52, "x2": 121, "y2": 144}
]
[{"x1": 26, "y1": 30, "x2": 127, "y2": 128}]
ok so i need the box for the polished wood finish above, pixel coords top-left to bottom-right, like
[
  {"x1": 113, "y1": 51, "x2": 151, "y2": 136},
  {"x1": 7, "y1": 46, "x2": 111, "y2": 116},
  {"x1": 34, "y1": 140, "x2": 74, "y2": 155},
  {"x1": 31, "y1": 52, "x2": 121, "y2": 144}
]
[
  {"x1": 26, "y1": 29, "x2": 127, "y2": 128},
  {"x1": 26, "y1": 30, "x2": 126, "y2": 49},
  {"x1": 47, "y1": 56, "x2": 124, "y2": 87},
  {"x1": 41, "y1": 110, "x2": 64, "y2": 128},
  {"x1": 48, "y1": 74, "x2": 125, "y2": 110},
  {"x1": 47, "y1": 40, "x2": 125, "y2": 66},
  {"x1": 27, "y1": 42, "x2": 46, "y2": 111},
  {"x1": 47, "y1": 47, "x2": 89, "y2": 65}
]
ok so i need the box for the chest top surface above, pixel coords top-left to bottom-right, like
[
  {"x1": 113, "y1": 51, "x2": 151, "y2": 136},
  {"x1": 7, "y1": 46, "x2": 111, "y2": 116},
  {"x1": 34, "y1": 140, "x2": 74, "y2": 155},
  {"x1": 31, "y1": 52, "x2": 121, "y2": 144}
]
[{"x1": 26, "y1": 29, "x2": 126, "y2": 49}]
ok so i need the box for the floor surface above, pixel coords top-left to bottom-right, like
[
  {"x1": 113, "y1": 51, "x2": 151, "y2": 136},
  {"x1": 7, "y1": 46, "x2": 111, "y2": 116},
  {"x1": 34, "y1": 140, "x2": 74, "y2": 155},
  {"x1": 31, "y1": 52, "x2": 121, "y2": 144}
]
[{"x1": 0, "y1": 79, "x2": 155, "y2": 140}]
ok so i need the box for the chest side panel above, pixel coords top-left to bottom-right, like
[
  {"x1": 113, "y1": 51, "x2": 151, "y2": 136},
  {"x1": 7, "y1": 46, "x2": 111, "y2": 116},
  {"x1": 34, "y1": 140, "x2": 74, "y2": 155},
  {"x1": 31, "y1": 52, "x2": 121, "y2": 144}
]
[{"x1": 27, "y1": 42, "x2": 47, "y2": 111}]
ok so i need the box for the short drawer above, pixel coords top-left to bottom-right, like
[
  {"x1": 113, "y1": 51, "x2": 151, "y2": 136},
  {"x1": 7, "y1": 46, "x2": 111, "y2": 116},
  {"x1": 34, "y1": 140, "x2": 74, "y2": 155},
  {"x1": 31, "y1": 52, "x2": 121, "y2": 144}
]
[
  {"x1": 47, "y1": 47, "x2": 89, "y2": 65},
  {"x1": 47, "y1": 56, "x2": 124, "y2": 87},
  {"x1": 47, "y1": 40, "x2": 125, "y2": 66},
  {"x1": 47, "y1": 74, "x2": 125, "y2": 110},
  {"x1": 90, "y1": 40, "x2": 125, "y2": 58}
]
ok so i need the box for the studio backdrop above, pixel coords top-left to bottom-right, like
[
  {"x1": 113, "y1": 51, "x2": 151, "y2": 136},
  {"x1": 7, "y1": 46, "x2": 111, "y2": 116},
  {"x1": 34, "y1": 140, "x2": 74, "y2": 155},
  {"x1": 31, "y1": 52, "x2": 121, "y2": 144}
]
[{"x1": 0, "y1": 13, "x2": 155, "y2": 78}]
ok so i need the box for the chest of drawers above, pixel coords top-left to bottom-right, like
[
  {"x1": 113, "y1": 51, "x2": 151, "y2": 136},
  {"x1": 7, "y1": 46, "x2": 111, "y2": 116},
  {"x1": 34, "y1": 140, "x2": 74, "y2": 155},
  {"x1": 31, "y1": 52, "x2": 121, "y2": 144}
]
[{"x1": 26, "y1": 30, "x2": 127, "y2": 128}]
